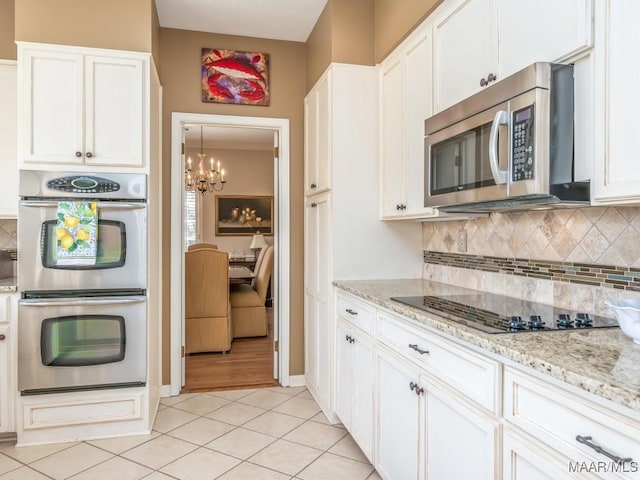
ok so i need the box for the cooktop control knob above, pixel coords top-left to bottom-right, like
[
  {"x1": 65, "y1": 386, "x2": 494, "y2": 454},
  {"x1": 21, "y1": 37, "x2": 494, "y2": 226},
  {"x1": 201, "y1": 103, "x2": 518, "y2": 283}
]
[
  {"x1": 528, "y1": 315, "x2": 546, "y2": 329},
  {"x1": 575, "y1": 313, "x2": 593, "y2": 328},
  {"x1": 508, "y1": 316, "x2": 525, "y2": 331},
  {"x1": 556, "y1": 313, "x2": 574, "y2": 329}
]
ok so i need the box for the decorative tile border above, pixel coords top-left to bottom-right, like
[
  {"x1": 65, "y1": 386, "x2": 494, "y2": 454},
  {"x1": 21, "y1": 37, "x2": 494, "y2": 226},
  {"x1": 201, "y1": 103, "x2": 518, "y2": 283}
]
[{"x1": 424, "y1": 251, "x2": 640, "y2": 292}]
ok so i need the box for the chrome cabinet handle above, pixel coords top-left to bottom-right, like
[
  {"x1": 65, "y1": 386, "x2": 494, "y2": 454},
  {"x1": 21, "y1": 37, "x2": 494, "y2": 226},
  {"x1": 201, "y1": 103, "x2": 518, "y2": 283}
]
[
  {"x1": 75, "y1": 151, "x2": 82, "y2": 158},
  {"x1": 20, "y1": 296, "x2": 146, "y2": 307},
  {"x1": 409, "y1": 381, "x2": 424, "y2": 396},
  {"x1": 310, "y1": 183, "x2": 317, "y2": 188},
  {"x1": 408, "y1": 344, "x2": 429, "y2": 355},
  {"x1": 487, "y1": 72, "x2": 497, "y2": 83},
  {"x1": 480, "y1": 77, "x2": 487, "y2": 87},
  {"x1": 576, "y1": 435, "x2": 633, "y2": 464},
  {"x1": 310, "y1": 202, "x2": 317, "y2": 208},
  {"x1": 85, "y1": 152, "x2": 93, "y2": 158},
  {"x1": 345, "y1": 334, "x2": 355, "y2": 344},
  {"x1": 345, "y1": 308, "x2": 358, "y2": 316},
  {"x1": 21, "y1": 201, "x2": 146, "y2": 210}
]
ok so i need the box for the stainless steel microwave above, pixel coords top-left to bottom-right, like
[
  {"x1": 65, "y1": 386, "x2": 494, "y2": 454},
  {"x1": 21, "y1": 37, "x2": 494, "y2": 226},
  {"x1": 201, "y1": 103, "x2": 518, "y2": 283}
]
[{"x1": 424, "y1": 62, "x2": 590, "y2": 213}]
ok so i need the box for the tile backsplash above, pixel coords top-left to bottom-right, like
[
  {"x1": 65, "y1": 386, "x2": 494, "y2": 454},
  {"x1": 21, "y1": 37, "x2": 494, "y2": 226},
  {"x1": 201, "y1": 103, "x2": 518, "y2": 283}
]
[
  {"x1": 422, "y1": 206, "x2": 640, "y2": 267},
  {"x1": 422, "y1": 207, "x2": 640, "y2": 314},
  {"x1": 0, "y1": 219, "x2": 16, "y2": 249}
]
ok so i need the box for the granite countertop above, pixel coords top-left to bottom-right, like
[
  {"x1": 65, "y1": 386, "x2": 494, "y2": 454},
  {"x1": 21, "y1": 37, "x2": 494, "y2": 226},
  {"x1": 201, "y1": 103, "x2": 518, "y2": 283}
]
[
  {"x1": 0, "y1": 277, "x2": 17, "y2": 293},
  {"x1": 334, "y1": 279, "x2": 640, "y2": 414}
]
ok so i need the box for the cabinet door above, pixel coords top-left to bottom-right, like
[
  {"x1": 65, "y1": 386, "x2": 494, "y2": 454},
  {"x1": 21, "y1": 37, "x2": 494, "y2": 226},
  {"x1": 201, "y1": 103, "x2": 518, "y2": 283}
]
[
  {"x1": 84, "y1": 56, "x2": 144, "y2": 167},
  {"x1": 433, "y1": 0, "x2": 498, "y2": 112},
  {"x1": 304, "y1": 89, "x2": 319, "y2": 196},
  {"x1": 351, "y1": 331, "x2": 374, "y2": 462},
  {"x1": 403, "y1": 27, "x2": 435, "y2": 217},
  {"x1": 0, "y1": 62, "x2": 18, "y2": 218},
  {"x1": 379, "y1": 53, "x2": 407, "y2": 218},
  {"x1": 503, "y1": 430, "x2": 575, "y2": 480},
  {"x1": 593, "y1": 0, "x2": 640, "y2": 204},
  {"x1": 304, "y1": 294, "x2": 319, "y2": 393},
  {"x1": 376, "y1": 349, "x2": 422, "y2": 480},
  {"x1": 22, "y1": 49, "x2": 84, "y2": 164},
  {"x1": 304, "y1": 74, "x2": 331, "y2": 197},
  {"x1": 0, "y1": 323, "x2": 11, "y2": 432},
  {"x1": 425, "y1": 384, "x2": 497, "y2": 480},
  {"x1": 335, "y1": 322, "x2": 353, "y2": 429},
  {"x1": 498, "y1": 0, "x2": 592, "y2": 77}
]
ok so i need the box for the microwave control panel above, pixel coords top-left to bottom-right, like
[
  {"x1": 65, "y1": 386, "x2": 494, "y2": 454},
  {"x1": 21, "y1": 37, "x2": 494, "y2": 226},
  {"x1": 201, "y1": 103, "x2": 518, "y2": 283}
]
[
  {"x1": 512, "y1": 106, "x2": 535, "y2": 182},
  {"x1": 47, "y1": 176, "x2": 121, "y2": 194}
]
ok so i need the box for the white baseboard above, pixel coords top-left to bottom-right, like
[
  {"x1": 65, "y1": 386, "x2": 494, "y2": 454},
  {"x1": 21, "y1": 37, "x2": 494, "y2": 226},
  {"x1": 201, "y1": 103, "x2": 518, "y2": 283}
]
[
  {"x1": 159, "y1": 385, "x2": 172, "y2": 398},
  {"x1": 288, "y1": 375, "x2": 306, "y2": 388}
]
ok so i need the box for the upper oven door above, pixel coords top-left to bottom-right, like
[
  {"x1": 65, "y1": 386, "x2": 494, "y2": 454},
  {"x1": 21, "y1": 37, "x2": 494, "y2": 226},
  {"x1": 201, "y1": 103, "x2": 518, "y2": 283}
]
[
  {"x1": 19, "y1": 200, "x2": 147, "y2": 292},
  {"x1": 425, "y1": 102, "x2": 510, "y2": 207}
]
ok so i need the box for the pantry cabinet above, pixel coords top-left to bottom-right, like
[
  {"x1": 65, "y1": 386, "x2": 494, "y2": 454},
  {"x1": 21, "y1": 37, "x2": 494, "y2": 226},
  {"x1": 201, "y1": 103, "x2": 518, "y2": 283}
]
[
  {"x1": 304, "y1": 74, "x2": 331, "y2": 197},
  {"x1": 431, "y1": 0, "x2": 593, "y2": 112},
  {"x1": 0, "y1": 294, "x2": 18, "y2": 433},
  {"x1": 18, "y1": 43, "x2": 146, "y2": 169},
  {"x1": 0, "y1": 61, "x2": 18, "y2": 218}
]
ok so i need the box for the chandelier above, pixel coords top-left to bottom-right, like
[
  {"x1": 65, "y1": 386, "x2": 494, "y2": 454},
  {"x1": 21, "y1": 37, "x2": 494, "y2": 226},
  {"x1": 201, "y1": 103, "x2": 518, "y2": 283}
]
[{"x1": 184, "y1": 126, "x2": 226, "y2": 194}]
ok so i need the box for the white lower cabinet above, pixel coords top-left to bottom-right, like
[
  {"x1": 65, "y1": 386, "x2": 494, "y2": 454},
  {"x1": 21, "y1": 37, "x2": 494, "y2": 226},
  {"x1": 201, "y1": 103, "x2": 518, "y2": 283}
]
[
  {"x1": 375, "y1": 347, "x2": 423, "y2": 480},
  {"x1": 335, "y1": 320, "x2": 374, "y2": 461},
  {"x1": 425, "y1": 383, "x2": 498, "y2": 480},
  {"x1": 0, "y1": 323, "x2": 12, "y2": 433}
]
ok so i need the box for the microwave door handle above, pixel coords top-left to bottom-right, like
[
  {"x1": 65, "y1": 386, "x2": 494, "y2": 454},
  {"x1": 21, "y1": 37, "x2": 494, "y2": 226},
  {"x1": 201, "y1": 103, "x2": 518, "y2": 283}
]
[
  {"x1": 20, "y1": 201, "x2": 145, "y2": 210},
  {"x1": 19, "y1": 297, "x2": 146, "y2": 307},
  {"x1": 489, "y1": 110, "x2": 509, "y2": 185}
]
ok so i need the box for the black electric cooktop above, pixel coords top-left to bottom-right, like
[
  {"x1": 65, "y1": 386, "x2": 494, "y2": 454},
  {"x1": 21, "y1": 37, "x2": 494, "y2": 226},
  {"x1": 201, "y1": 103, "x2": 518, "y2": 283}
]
[{"x1": 391, "y1": 293, "x2": 619, "y2": 334}]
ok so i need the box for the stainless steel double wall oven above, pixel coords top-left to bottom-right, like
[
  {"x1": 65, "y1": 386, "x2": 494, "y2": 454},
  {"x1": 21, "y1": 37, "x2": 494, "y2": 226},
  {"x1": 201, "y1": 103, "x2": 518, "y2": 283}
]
[{"x1": 18, "y1": 170, "x2": 147, "y2": 395}]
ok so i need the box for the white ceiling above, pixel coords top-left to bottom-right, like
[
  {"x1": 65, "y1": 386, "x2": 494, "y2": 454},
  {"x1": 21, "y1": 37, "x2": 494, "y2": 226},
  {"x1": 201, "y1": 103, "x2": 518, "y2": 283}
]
[
  {"x1": 155, "y1": 0, "x2": 328, "y2": 42},
  {"x1": 184, "y1": 125, "x2": 274, "y2": 151}
]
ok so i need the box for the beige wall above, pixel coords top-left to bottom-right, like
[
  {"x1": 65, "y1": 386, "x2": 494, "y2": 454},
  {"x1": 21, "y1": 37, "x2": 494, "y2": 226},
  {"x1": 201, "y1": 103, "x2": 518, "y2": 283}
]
[
  {"x1": 374, "y1": 0, "x2": 443, "y2": 62},
  {"x1": 159, "y1": 28, "x2": 306, "y2": 383},
  {"x1": 15, "y1": 0, "x2": 153, "y2": 53},
  {"x1": 0, "y1": 0, "x2": 15, "y2": 60},
  {"x1": 151, "y1": 0, "x2": 161, "y2": 72},
  {"x1": 185, "y1": 147, "x2": 275, "y2": 252},
  {"x1": 306, "y1": 0, "x2": 375, "y2": 91}
]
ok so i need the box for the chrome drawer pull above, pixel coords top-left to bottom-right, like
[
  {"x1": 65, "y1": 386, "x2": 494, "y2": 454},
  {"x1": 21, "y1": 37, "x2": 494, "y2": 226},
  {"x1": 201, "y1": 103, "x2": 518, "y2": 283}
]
[
  {"x1": 408, "y1": 344, "x2": 429, "y2": 355},
  {"x1": 345, "y1": 308, "x2": 358, "y2": 316},
  {"x1": 576, "y1": 435, "x2": 633, "y2": 464},
  {"x1": 409, "y1": 381, "x2": 424, "y2": 396}
]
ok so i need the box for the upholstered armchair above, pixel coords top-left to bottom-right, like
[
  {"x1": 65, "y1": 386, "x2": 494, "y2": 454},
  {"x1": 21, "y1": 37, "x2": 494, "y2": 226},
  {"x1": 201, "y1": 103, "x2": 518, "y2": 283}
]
[
  {"x1": 230, "y1": 245, "x2": 274, "y2": 338},
  {"x1": 184, "y1": 246, "x2": 231, "y2": 353}
]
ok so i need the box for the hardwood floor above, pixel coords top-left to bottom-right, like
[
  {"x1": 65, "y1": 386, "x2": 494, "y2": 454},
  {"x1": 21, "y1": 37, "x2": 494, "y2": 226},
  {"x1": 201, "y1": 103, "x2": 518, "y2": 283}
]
[{"x1": 182, "y1": 308, "x2": 277, "y2": 392}]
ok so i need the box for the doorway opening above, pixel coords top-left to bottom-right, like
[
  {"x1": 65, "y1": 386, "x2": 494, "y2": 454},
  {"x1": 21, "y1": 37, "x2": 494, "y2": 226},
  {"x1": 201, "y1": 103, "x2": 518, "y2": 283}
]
[{"x1": 170, "y1": 113, "x2": 291, "y2": 396}]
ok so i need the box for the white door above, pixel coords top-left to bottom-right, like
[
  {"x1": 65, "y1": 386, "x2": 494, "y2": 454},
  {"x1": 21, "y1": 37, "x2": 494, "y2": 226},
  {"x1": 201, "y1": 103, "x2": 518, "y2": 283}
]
[
  {"x1": 272, "y1": 131, "x2": 279, "y2": 379},
  {"x1": 376, "y1": 349, "x2": 422, "y2": 480},
  {"x1": 84, "y1": 55, "x2": 144, "y2": 167},
  {"x1": 498, "y1": 0, "x2": 592, "y2": 77},
  {"x1": 351, "y1": 330, "x2": 374, "y2": 462},
  {"x1": 0, "y1": 323, "x2": 11, "y2": 432},
  {"x1": 425, "y1": 383, "x2": 497, "y2": 480},
  {"x1": 22, "y1": 49, "x2": 83, "y2": 165},
  {"x1": 433, "y1": 0, "x2": 498, "y2": 112},
  {"x1": 0, "y1": 61, "x2": 18, "y2": 218},
  {"x1": 379, "y1": 54, "x2": 407, "y2": 218}
]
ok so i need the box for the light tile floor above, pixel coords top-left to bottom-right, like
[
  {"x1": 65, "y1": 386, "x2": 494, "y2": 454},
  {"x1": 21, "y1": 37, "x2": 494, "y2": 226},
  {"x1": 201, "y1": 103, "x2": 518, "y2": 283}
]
[{"x1": 0, "y1": 386, "x2": 382, "y2": 480}]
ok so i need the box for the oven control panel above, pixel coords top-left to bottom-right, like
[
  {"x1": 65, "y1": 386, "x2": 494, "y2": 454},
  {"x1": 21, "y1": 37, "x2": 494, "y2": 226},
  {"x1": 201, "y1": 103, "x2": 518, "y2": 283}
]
[
  {"x1": 511, "y1": 105, "x2": 535, "y2": 182},
  {"x1": 47, "y1": 176, "x2": 121, "y2": 194}
]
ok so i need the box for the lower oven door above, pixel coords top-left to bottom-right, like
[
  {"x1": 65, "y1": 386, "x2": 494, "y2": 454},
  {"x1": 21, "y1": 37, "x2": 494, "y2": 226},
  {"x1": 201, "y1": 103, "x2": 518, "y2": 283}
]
[
  {"x1": 18, "y1": 200, "x2": 147, "y2": 293},
  {"x1": 18, "y1": 296, "x2": 146, "y2": 394}
]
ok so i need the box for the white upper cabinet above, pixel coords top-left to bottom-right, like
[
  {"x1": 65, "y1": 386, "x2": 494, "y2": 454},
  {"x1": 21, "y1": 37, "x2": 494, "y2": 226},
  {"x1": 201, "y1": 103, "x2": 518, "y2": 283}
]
[
  {"x1": 433, "y1": 0, "x2": 498, "y2": 112},
  {"x1": 592, "y1": 0, "x2": 640, "y2": 204},
  {"x1": 0, "y1": 61, "x2": 18, "y2": 218},
  {"x1": 431, "y1": 0, "x2": 593, "y2": 112},
  {"x1": 19, "y1": 43, "x2": 146, "y2": 169},
  {"x1": 304, "y1": 73, "x2": 331, "y2": 197}
]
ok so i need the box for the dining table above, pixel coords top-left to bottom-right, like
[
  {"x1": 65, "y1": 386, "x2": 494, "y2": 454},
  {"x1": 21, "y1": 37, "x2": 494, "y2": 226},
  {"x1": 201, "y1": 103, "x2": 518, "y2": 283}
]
[{"x1": 229, "y1": 265, "x2": 255, "y2": 285}]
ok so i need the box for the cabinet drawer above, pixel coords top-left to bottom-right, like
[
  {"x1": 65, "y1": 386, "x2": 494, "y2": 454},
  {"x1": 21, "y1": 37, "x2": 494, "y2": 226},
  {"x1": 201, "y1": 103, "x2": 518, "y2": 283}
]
[
  {"x1": 378, "y1": 311, "x2": 500, "y2": 414},
  {"x1": 335, "y1": 292, "x2": 375, "y2": 335},
  {"x1": 504, "y1": 368, "x2": 640, "y2": 478}
]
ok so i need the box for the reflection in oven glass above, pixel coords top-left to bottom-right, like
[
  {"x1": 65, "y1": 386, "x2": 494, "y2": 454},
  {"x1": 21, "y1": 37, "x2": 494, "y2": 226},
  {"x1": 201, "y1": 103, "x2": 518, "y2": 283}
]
[
  {"x1": 41, "y1": 315, "x2": 125, "y2": 366},
  {"x1": 41, "y1": 220, "x2": 126, "y2": 269}
]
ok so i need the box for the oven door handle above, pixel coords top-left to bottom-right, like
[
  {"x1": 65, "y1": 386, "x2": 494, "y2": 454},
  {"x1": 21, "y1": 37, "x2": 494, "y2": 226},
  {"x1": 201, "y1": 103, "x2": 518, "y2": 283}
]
[
  {"x1": 19, "y1": 296, "x2": 146, "y2": 307},
  {"x1": 489, "y1": 110, "x2": 509, "y2": 185},
  {"x1": 20, "y1": 201, "x2": 146, "y2": 210}
]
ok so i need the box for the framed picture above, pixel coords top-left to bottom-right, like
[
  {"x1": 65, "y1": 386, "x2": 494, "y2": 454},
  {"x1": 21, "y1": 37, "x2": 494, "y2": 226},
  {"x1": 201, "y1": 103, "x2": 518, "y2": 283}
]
[
  {"x1": 202, "y1": 48, "x2": 270, "y2": 106},
  {"x1": 216, "y1": 195, "x2": 274, "y2": 236}
]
